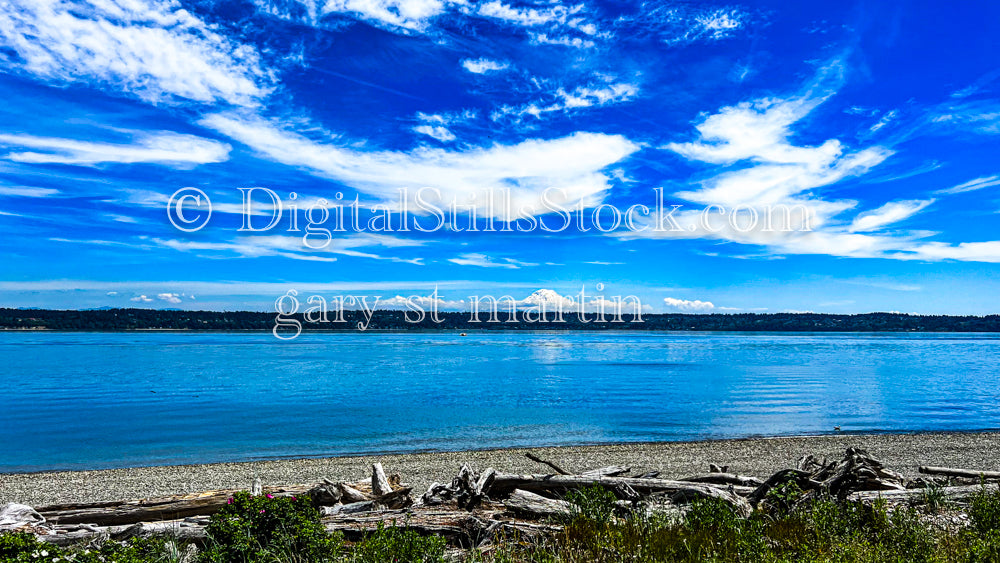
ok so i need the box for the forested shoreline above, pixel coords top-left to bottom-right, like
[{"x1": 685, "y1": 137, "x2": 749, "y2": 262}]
[{"x1": 3, "y1": 308, "x2": 1000, "y2": 332}]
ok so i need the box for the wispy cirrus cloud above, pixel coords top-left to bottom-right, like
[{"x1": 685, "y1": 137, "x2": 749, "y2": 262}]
[
  {"x1": 0, "y1": 131, "x2": 230, "y2": 166},
  {"x1": 153, "y1": 233, "x2": 424, "y2": 264},
  {"x1": 411, "y1": 110, "x2": 477, "y2": 142},
  {"x1": 201, "y1": 112, "x2": 638, "y2": 218},
  {"x1": 0, "y1": 0, "x2": 271, "y2": 106},
  {"x1": 0, "y1": 185, "x2": 60, "y2": 197},
  {"x1": 448, "y1": 253, "x2": 537, "y2": 269},
  {"x1": 635, "y1": 61, "x2": 1000, "y2": 264},
  {"x1": 848, "y1": 200, "x2": 934, "y2": 233},
  {"x1": 252, "y1": 0, "x2": 448, "y2": 32},
  {"x1": 936, "y1": 175, "x2": 1000, "y2": 195},
  {"x1": 491, "y1": 78, "x2": 639, "y2": 122},
  {"x1": 616, "y1": 5, "x2": 749, "y2": 46}
]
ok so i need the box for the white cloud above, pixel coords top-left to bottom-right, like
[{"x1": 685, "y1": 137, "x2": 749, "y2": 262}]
[
  {"x1": 412, "y1": 110, "x2": 477, "y2": 141},
  {"x1": 687, "y1": 8, "x2": 744, "y2": 42},
  {"x1": 106, "y1": 291, "x2": 118, "y2": 296},
  {"x1": 0, "y1": 0, "x2": 270, "y2": 105},
  {"x1": 130, "y1": 294, "x2": 153, "y2": 302},
  {"x1": 252, "y1": 0, "x2": 448, "y2": 32},
  {"x1": 320, "y1": 0, "x2": 447, "y2": 31},
  {"x1": 869, "y1": 109, "x2": 899, "y2": 133},
  {"x1": 475, "y1": 1, "x2": 568, "y2": 26},
  {"x1": 379, "y1": 294, "x2": 466, "y2": 310},
  {"x1": 618, "y1": 60, "x2": 1000, "y2": 262},
  {"x1": 157, "y1": 292, "x2": 183, "y2": 304},
  {"x1": 0, "y1": 185, "x2": 60, "y2": 197},
  {"x1": 0, "y1": 131, "x2": 230, "y2": 166},
  {"x1": 848, "y1": 199, "x2": 934, "y2": 232},
  {"x1": 664, "y1": 72, "x2": 893, "y2": 210},
  {"x1": 201, "y1": 112, "x2": 638, "y2": 218},
  {"x1": 413, "y1": 125, "x2": 456, "y2": 142},
  {"x1": 896, "y1": 241, "x2": 1000, "y2": 263},
  {"x1": 461, "y1": 58, "x2": 510, "y2": 74},
  {"x1": 930, "y1": 100, "x2": 1000, "y2": 135},
  {"x1": 663, "y1": 297, "x2": 715, "y2": 312},
  {"x1": 448, "y1": 253, "x2": 536, "y2": 268},
  {"x1": 492, "y1": 80, "x2": 638, "y2": 121},
  {"x1": 468, "y1": 1, "x2": 604, "y2": 48},
  {"x1": 618, "y1": 5, "x2": 748, "y2": 47},
  {"x1": 154, "y1": 233, "x2": 424, "y2": 263},
  {"x1": 936, "y1": 175, "x2": 1000, "y2": 195}
]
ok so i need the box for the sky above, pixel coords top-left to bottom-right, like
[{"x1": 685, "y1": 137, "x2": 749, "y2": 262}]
[{"x1": 1, "y1": 0, "x2": 1000, "y2": 315}]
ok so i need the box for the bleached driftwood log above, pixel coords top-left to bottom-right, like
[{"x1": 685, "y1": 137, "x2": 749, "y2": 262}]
[
  {"x1": 919, "y1": 466, "x2": 1000, "y2": 480},
  {"x1": 504, "y1": 489, "x2": 572, "y2": 518},
  {"x1": 847, "y1": 483, "x2": 1000, "y2": 504},
  {"x1": 488, "y1": 473, "x2": 752, "y2": 517},
  {"x1": 372, "y1": 463, "x2": 394, "y2": 497}
]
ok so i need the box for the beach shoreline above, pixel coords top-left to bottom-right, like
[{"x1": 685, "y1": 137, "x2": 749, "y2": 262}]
[{"x1": 3, "y1": 431, "x2": 999, "y2": 507}]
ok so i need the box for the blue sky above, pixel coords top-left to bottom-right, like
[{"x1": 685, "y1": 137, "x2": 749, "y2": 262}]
[{"x1": 1, "y1": 0, "x2": 1000, "y2": 314}]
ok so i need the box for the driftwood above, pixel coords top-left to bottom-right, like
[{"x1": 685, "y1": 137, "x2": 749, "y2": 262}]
[
  {"x1": 21, "y1": 445, "x2": 991, "y2": 553},
  {"x1": 525, "y1": 453, "x2": 570, "y2": 475},
  {"x1": 750, "y1": 448, "x2": 907, "y2": 509},
  {"x1": 338, "y1": 483, "x2": 370, "y2": 504},
  {"x1": 322, "y1": 507, "x2": 507, "y2": 547},
  {"x1": 504, "y1": 489, "x2": 572, "y2": 518},
  {"x1": 36, "y1": 484, "x2": 317, "y2": 526},
  {"x1": 681, "y1": 473, "x2": 763, "y2": 488},
  {"x1": 919, "y1": 466, "x2": 1000, "y2": 480},
  {"x1": 847, "y1": 483, "x2": 1000, "y2": 504},
  {"x1": 372, "y1": 463, "x2": 393, "y2": 497},
  {"x1": 581, "y1": 465, "x2": 631, "y2": 477},
  {"x1": 489, "y1": 473, "x2": 752, "y2": 517}
]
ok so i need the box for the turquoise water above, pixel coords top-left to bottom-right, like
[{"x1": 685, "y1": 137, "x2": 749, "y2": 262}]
[{"x1": 2, "y1": 331, "x2": 999, "y2": 472}]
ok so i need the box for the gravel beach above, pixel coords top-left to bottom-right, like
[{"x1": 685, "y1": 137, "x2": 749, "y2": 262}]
[{"x1": 3, "y1": 432, "x2": 999, "y2": 507}]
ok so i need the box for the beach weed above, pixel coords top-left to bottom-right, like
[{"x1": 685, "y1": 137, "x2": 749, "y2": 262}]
[
  {"x1": 198, "y1": 492, "x2": 342, "y2": 563},
  {"x1": 564, "y1": 486, "x2": 617, "y2": 526},
  {"x1": 920, "y1": 481, "x2": 948, "y2": 513},
  {"x1": 349, "y1": 522, "x2": 446, "y2": 563},
  {"x1": 0, "y1": 532, "x2": 179, "y2": 563},
  {"x1": 971, "y1": 485, "x2": 1000, "y2": 534}
]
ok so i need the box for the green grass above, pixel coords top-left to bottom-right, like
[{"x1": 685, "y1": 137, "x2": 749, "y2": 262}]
[{"x1": 6, "y1": 485, "x2": 1000, "y2": 563}]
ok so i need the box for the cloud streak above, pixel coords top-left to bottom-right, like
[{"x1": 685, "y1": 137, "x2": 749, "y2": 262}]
[
  {"x1": 0, "y1": 0, "x2": 271, "y2": 105},
  {"x1": 0, "y1": 131, "x2": 231, "y2": 166}
]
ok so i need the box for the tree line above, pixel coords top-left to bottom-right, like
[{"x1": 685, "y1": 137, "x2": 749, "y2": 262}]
[{"x1": 3, "y1": 308, "x2": 1000, "y2": 332}]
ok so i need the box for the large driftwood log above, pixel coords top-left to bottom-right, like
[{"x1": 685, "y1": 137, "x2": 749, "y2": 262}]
[
  {"x1": 919, "y1": 466, "x2": 1000, "y2": 480},
  {"x1": 489, "y1": 473, "x2": 751, "y2": 517},
  {"x1": 37, "y1": 516, "x2": 212, "y2": 547},
  {"x1": 35, "y1": 485, "x2": 317, "y2": 526},
  {"x1": 504, "y1": 489, "x2": 572, "y2": 519},
  {"x1": 847, "y1": 483, "x2": 1000, "y2": 504},
  {"x1": 372, "y1": 463, "x2": 394, "y2": 497},
  {"x1": 681, "y1": 473, "x2": 763, "y2": 488},
  {"x1": 338, "y1": 483, "x2": 370, "y2": 503},
  {"x1": 581, "y1": 465, "x2": 631, "y2": 477}
]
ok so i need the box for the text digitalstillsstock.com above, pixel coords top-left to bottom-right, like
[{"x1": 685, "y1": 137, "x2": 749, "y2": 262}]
[{"x1": 167, "y1": 186, "x2": 814, "y2": 241}]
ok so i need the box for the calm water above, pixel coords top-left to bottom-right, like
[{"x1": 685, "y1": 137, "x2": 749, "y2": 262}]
[{"x1": 2, "y1": 331, "x2": 999, "y2": 473}]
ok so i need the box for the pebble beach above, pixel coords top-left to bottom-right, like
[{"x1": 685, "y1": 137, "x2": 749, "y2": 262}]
[{"x1": 3, "y1": 431, "x2": 999, "y2": 508}]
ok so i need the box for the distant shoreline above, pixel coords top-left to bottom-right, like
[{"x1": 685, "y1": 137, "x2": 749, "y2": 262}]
[
  {"x1": 4, "y1": 308, "x2": 1000, "y2": 332},
  {"x1": 4, "y1": 431, "x2": 1000, "y2": 507}
]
